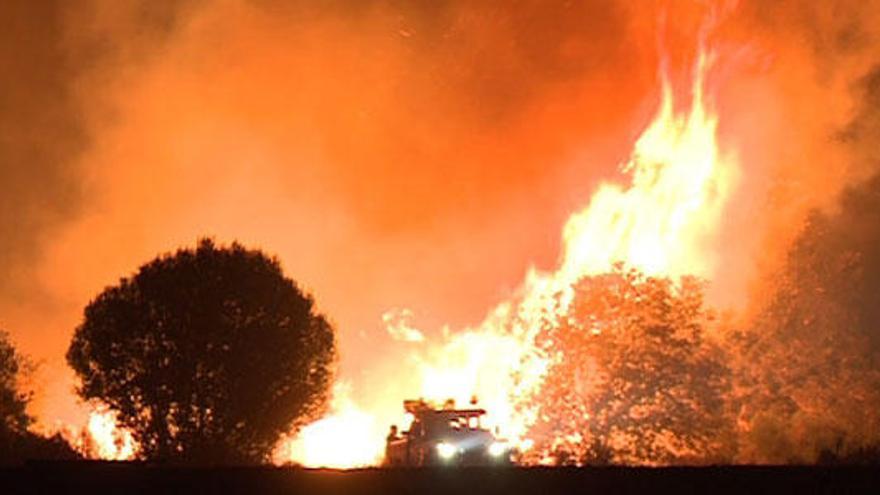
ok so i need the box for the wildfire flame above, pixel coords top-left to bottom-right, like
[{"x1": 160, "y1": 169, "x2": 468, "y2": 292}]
[
  {"x1": 273, "y1": 383, "x2": 384, "y2": 467},
  {"x1": 283, "y1": 47, "x2": 738, "y2": 468},
  {"x1": 77, "y1": 409, "x2": 137, "y2": 461},
  {"x1": 80, "y1": 45, "x2": 738, "y2": 468}
]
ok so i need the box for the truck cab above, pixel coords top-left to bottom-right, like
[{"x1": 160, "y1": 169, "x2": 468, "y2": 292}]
[{"x1": 385, "y1": 399, "x2": 512, "y2": 466}]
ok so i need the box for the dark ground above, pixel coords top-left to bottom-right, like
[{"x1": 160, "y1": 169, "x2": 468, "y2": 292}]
[{"x1": 1, "y1": 462, "x2": 878, "y2": 495}]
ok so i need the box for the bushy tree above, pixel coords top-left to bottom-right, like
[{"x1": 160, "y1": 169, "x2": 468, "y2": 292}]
[
  {"x1": 67, "y1": 239, "x2": 337, "y2": 464},
  {"x1": 524, "y1": 266, "x2": 734, "y2": 465},
  {"x1": 735, "y1": 173, "x2": 880, "y2": 463}
]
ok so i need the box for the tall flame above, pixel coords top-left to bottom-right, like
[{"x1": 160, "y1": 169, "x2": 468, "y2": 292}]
[{"x1": 282, "y1": 47, "x2": 738, "y2": 468}]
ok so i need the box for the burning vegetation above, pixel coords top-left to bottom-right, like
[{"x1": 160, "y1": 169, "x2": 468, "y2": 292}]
[
  {"x1": 3, "y1": 0, "x2": 880, "y2": 470},
  {"x1": 523, "y1": 267, "x2": 733, "y2": 465}
]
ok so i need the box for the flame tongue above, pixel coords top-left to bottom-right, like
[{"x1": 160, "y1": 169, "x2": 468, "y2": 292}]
[{"x1": 559, "y1": 52, "x2": 735, "y2": 284}]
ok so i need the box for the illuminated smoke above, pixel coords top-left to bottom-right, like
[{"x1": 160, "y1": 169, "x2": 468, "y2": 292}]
[{"x1": 4, "y1": 0, "x2": 880, "y2": 466}]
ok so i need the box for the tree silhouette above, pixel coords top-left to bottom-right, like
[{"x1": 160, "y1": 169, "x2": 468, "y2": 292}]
[
  {"x1": 523, "y1": 266, "x2": 733, "y2": 465},
  {"x1": 1, "y1": 331, "x2": 80, "y2": 465},
  {"x1": 1, "y1": 330, "x2": 31, "y2": 436},
  {"x1": 67, "y1": 239, "x2": 337, "y2": 464}
]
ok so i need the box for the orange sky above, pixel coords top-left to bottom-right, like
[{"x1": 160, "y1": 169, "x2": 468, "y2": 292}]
[{"x1": 2, "y1": 0, "x2": 879, "y2": 431}]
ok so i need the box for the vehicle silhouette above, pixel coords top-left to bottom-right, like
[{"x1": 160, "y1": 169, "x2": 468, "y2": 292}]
[{"x1": 385, "y1": 399, "x2": 512, "y2": 467}]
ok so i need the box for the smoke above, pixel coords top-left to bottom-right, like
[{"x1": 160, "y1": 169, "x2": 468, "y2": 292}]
[
  {"x1": 0, "y1": 1, "x2": 84, "y2": 303},
  {"x1": 703, "y1": 0, "x2": 880, "y2": 309},
  {"x1": 1, "y1": 0, "x2": 879, "y2": 439},
  {"x1": 0, "y1": 0, "x2": 204, "y2": 427}
]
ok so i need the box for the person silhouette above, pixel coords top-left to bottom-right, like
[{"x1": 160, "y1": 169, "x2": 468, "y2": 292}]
[{"x1": 387, "y1": 424, "x2": 399, "y2": 442}]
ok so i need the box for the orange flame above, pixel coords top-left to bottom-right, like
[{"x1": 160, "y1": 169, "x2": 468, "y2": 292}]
[
  {"x1": 273, "y1": 383, "x2": 385, "y2": 467},
  {"x1": 73, "y1": 409, "x2": 137, "y2": 461},
  {"x1": 286, "y1": 46, "x2": 738, "y2": 467}
]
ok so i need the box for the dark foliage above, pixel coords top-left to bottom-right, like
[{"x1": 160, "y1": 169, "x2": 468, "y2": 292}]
[
  {"x1": 1, "y1": 331, "x2": 80, "y2": 465},
  {"x1": 0, "y1": 331, "x2": 31, "y2": 436},
  {"x1": 0, "y1": 430, "x2": 81, "y2": 466},
  {"x1": 66, "y1": 239, "x2": 337, "y2": 464},
  {"x1": 817, "y1": 443, "x2": 880, "y2": 466},
  {"x1": 735, "y1": 172, "x2": 880, "y2": 462}
]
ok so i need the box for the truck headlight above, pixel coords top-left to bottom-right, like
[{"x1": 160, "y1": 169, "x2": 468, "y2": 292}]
[
  {"x1": 488, "y1": 442, "x2": 507, "y2": 457},
  {"x1": 436, "y1": 442, "x2": 457, "y2": 460}
]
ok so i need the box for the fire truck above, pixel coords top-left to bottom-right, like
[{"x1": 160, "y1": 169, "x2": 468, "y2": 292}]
[{"x1": 384, "y1": 399, "x2": 513, "y2": 467}]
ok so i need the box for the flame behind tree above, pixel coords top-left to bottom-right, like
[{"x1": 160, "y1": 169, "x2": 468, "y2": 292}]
[
  {"x1": 66, "y1": 239, "x2": 336, "y2": 464},
  {"x1": 74, "y1": 409, "x2": 137, "y2": 461},
  {"x1": 524, "y1": 266, "x2": 734, "y2": 465}
]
